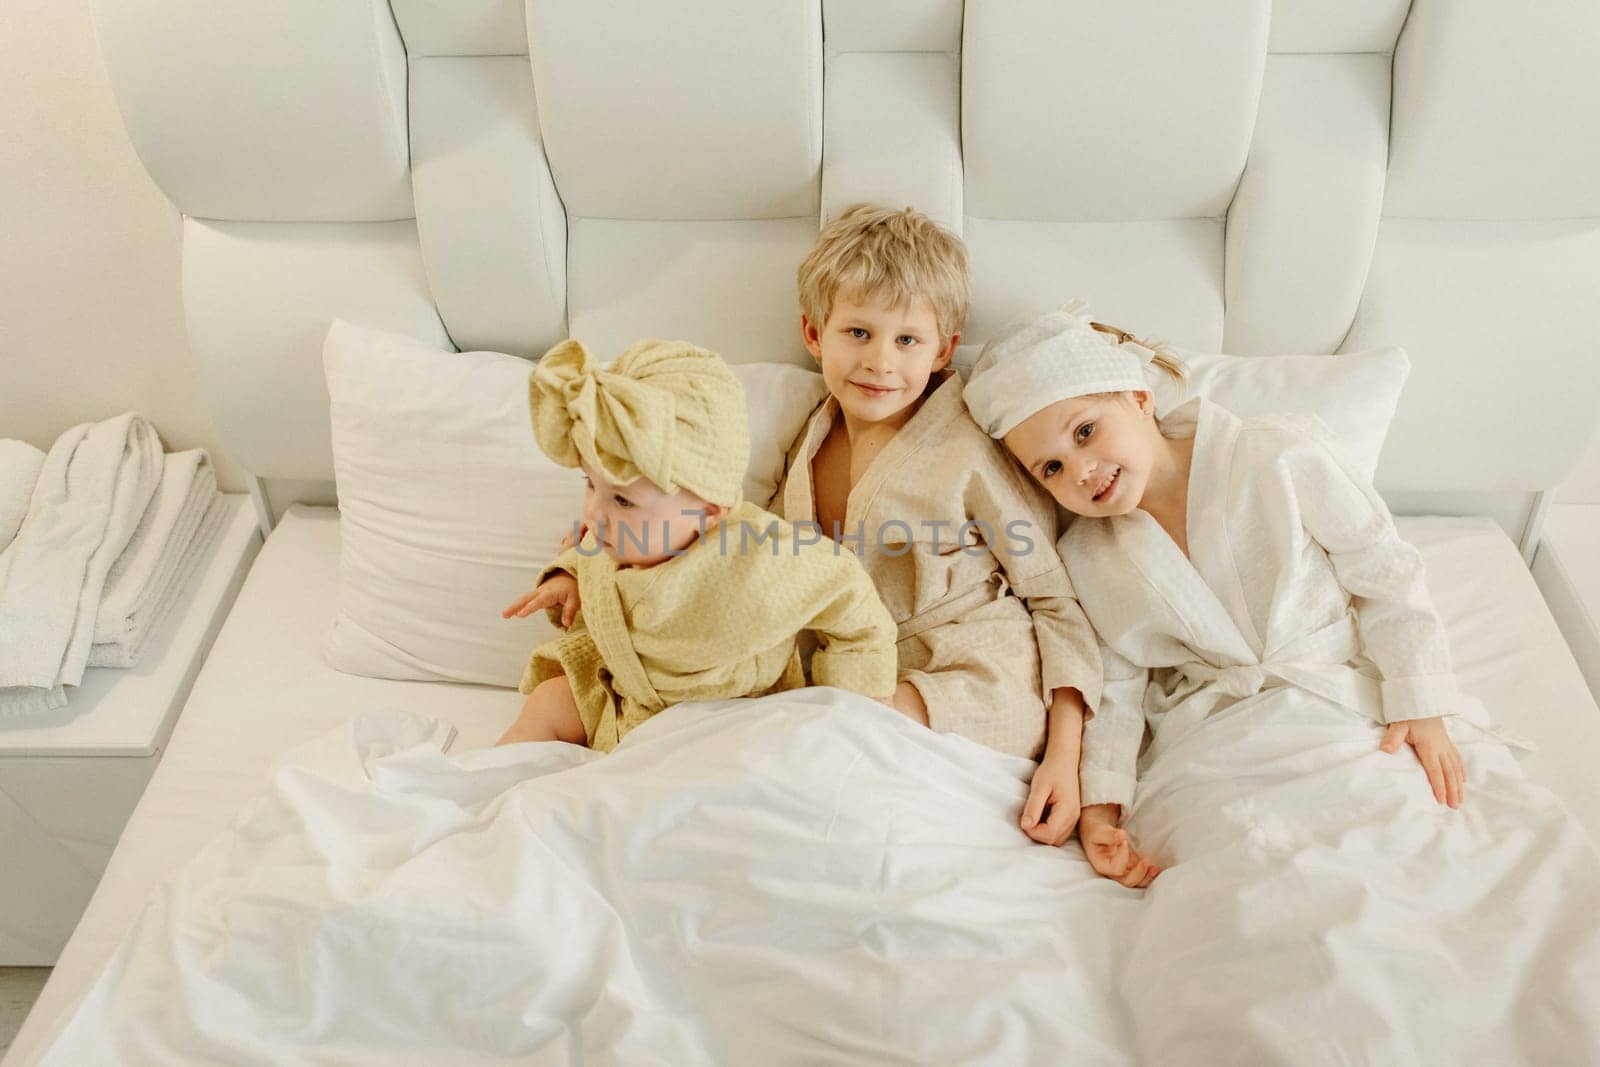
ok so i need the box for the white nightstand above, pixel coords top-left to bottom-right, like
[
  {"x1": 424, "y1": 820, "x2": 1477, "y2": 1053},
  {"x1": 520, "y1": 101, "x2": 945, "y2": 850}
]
[{"x1": 0, "y1": 495, "x2": 262, "y2": 965}]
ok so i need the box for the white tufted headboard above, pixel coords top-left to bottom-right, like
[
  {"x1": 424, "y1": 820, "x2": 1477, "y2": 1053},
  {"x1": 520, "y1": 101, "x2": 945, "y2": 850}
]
[{"x1": 90, "y1": 0, "x2": 1600, "y2": 537}]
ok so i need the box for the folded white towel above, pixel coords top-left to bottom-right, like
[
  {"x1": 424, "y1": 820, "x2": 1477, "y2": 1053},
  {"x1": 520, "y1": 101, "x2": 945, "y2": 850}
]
[
  {"x1": 0, "y1": 440, "x2": 47, "y2": 552},
  {"x1": 88, "y1": 493, "x2": 227, "y2": 669},
  {"x1": 0, "y1": 413, "x2": 162, "y2": 693},
  {"x1": 0, "y1": 682, "x2": 70, "y2": 719},
  {"x1": 92, "y1": 450, "x2": 217, "y2": 649}
]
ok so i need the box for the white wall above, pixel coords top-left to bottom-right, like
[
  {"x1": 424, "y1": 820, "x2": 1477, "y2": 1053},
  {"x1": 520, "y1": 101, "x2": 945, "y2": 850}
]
[{"x1": 0, "y1": 0, "x2": 247, "y2": 492}]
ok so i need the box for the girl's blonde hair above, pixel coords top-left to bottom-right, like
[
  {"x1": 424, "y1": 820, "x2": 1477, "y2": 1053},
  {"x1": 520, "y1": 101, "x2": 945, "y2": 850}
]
[
  {"x1": 1088, "y1": 321, "x2": 1187, "y2": 382},
  {"x1": 797, "y1": 204, "x2": 971, "y2": 341}
]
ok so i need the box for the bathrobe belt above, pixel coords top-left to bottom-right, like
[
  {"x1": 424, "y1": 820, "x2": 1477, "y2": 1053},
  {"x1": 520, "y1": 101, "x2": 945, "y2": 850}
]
[
  {"x1": 1167, "y1": 613, "x2": 1383, "y2": 723},
  {"x1": 578, "y1": 564, "x2": 665, "y2": 714},
  {"x1": 894, "y1": 573, "x2": 1012, "y2": 644}
]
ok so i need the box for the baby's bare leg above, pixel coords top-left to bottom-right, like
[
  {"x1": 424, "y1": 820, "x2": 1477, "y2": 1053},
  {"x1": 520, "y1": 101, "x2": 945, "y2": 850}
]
[
  {"x1": 889, "y1": 681, "x2": 931, "y2": 727},
  {"x1": 496, "y1": 674, "x2": 587, "y2": 746}
]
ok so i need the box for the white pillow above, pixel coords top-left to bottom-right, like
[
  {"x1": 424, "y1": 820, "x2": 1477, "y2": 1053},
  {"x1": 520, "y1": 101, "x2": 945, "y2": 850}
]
[
  {"x1": 1152, "y1": 346, "x2": 1411, "y2": 480},
  {"x1": 322, "y1": 320, "x2": 824, "y2": 688},
  {"x1": 731, "y1": 361, "x2": 828, "y2": 507}
]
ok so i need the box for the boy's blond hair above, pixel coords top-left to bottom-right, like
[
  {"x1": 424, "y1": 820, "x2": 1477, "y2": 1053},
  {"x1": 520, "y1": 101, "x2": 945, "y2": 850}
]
[{"x1": 796, "y1": 204, "x2": 971, "y2": 341}]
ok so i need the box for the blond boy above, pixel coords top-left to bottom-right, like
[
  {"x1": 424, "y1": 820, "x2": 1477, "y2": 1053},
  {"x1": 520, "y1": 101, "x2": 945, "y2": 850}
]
[{"x1": 775, "y1": 205, "x2": 1103, "y2": 844}]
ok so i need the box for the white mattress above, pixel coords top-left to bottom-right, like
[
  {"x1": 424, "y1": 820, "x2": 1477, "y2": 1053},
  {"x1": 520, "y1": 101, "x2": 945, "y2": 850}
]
[{"x1": 10, "y1": 505, "x2": 1600, "y2": 1064}]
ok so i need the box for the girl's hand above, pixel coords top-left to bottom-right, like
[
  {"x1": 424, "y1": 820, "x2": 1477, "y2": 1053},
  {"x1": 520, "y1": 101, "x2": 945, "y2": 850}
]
[
  {"x1": 1022, "y1": 686, "x2": 1087, "y2": 845},
  {"x1": 1020, "y1": 750, "x2": 1081, "y2": 846},
  {"x1": 1380, "y1": 716, "x2": 1465, "y2": 808},
  {"x1": 1079, "y1": 804, "x2": 1162, "y2": 888},
  {"x1": 501, "y1": 573, "x2": 580, "y2": 629}
]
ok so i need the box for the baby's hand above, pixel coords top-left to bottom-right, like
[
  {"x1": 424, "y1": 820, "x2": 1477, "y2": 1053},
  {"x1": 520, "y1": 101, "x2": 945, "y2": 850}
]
[
  {"x1": 1380, "y1": 716, "x2": 1465, "y2": 808},
  {"x1": 1079, "y1": 804, "x2": 1161, "y2": 888},
  {"x1": 1020, "y1": 749, "x2": 1081, "y2": 847},
  {"x1": 501, "y1": 573, "x2": 580, "y2": 629}
]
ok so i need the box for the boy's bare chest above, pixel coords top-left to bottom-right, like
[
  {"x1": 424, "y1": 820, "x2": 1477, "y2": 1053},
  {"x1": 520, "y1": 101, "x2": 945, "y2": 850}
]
[
  {"x1": 810, "y1": 421, "x2": 854, "y2": 535},
  {"x1": 814, "y1": 417, "x2": 909, "y2": 536},
  {"x1": 810, "y1": 406, "x2": 928, "y2": 536}
]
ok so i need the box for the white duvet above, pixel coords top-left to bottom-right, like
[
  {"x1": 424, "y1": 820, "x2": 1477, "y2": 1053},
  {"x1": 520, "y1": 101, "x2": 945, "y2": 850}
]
[{"x1": 38, "y1": 687, "x2": 1600, "y2": 1065}]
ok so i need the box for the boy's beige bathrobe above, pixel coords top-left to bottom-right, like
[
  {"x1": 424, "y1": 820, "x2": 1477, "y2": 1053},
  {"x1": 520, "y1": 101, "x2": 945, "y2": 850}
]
[
  {"x1": 522, "y1": 500, "x2": 898, "y2": 752},
  {"x1": 777, "y1": 373, "x2": 1102, "y2": 759}
]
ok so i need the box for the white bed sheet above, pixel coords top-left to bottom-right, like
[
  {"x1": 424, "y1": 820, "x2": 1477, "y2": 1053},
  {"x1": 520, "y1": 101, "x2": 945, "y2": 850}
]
[{"x1": 9, "y1": 505, "x2": 1600, "y2": 1064}]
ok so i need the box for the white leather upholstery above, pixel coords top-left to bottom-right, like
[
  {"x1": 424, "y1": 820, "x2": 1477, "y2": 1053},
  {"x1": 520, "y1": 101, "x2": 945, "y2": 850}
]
[
  {"x1": 960, "y1": 0, "x2": 1265, "y2": 365},
  {"x1": 1385, "y1": 0, "x2": 1600, "y2": 220},
  {"x1": 1222, "y1": 55, "x2": 1389, "y2": 356},
  {"x1": 1344, "y1": 220, "x2": 1600, "y2": 491},
  {"x1": 527, "y1": 0, "x2": 824, "y2": 379},
  {"x1": 1267, "y1": 0, "x2": 1410, "y2": 53},
  {"x1": 962, "y1": 1, "x2": 1270, "y2": 223},
  {"x1": 821, "y1": 0, "x2": 962, "y2": 53},
  {"x1": 565, "y1": 217, "x2": 819, "y2": 363},
  {"x1": 1355, "y1": 0, "x2": 1600, "y2": 493},
  {"x1": 822, "y1": 53, "x2": 962, "y2": 233},
  {"x1": 409, "y1": 57, "x2": 566, "y2": 358},
  {"x1": 821, "y1": 0, "x2": 962, "y2": 238},
  {"x1": 526, "y1": 0, "x2": 821, "y2": 221},
  {"x1": 388, "y1": 0, "x2": 527, "y2": 57},
  {"x1": 91, "y1": 0, "x2": 411, "y2": 222},
  {"x1": 964, "y1": 218, "x2": 1226, "y2": 350},
  {"x1": 88, "y1": 0, "x2": 1600, "y2": 505}
]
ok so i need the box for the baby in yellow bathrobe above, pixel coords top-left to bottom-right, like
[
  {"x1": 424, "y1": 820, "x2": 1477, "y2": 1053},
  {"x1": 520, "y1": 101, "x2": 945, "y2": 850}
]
[{"x1": 496, "y1": 337, "x2": 899, "y2": 752}]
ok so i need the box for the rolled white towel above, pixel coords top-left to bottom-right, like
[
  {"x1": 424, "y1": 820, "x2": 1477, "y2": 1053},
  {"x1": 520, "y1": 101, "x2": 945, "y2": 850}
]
[
  {"x1": 0, "y1": 413, "x2": 162, "y2": 693},
  {"x1": 89, "y1": 492, "x2": 227, "y2": 669},
  {"x1": 0, "y1": 682, "x2": 70, "y2": 720},
  {"x1": 93, "y1": 450, "x2": 217, "y2": 649},
  {"x1": 0, "y1": 440, "x2": 47, "y2": 552}
]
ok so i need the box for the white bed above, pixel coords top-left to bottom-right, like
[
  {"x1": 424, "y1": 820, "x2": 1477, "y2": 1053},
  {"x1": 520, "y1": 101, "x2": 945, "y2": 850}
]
[
  {"x1": 10, "y1": 505, "x2": 1599, "y2": 1063},
  {"x1": 13, "y1": 0, "x2": 1600, "y2": 1061},
  {"x1": 0, "y1": 509, "x2": 492, "y2": 1063}
]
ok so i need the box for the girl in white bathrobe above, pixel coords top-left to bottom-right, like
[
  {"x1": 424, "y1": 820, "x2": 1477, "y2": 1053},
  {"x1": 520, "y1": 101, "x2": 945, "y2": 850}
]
[
  {"x1": 963, "y1": 302, "x2": 1476, "y2": 889},
  {"x1": 963, "y1": 306, "x2": 1600, "y2": 1062}
]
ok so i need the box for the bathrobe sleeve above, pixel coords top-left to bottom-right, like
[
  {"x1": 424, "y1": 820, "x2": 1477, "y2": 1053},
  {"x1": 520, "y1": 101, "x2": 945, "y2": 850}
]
[
  {"x1": 1281, "y1": 424, "x2": 1459, "y2": 723},
  {"x1": 533, "y1": 547, "x2": 584, "y2": 627},
  {"x1": 1078, "y1": 642, "x2": 1147, "y2": 810},
  {"x1": 788, "y1": 542, "x2": 900, "y2": 700},
  {"x1": 965, "y1": 445, "x2": 1104, "y2": 713}
]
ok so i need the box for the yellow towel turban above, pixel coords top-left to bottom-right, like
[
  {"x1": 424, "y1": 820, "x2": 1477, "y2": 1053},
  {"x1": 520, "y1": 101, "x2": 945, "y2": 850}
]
[{"x1": 529, "y1": 338, "x2": 750, "y2": 507}]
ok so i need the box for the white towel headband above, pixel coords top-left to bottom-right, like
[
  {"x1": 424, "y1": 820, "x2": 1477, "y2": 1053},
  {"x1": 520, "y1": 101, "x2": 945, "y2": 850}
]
[{"x1": 965, "y1": 300, "x2": 1162, "y2": 439}]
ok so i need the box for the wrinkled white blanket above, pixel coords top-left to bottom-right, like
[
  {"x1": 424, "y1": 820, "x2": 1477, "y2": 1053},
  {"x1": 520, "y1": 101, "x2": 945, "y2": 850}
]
[{"x1": 37, "y1": 688, "x2": 1600, "y2": 1066}]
